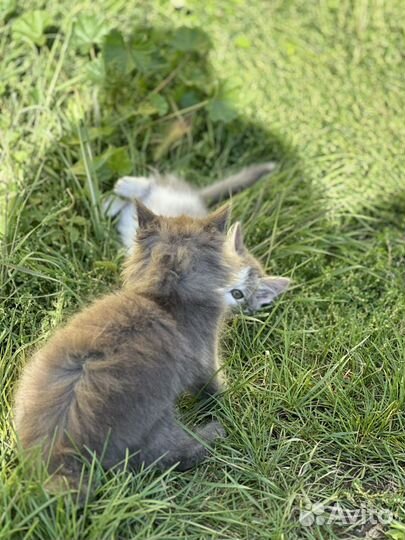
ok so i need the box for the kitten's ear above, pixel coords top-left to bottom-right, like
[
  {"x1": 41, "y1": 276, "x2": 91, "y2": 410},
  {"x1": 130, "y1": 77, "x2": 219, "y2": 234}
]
[
  {"x1": 257, "y1": 276, "x2": 291, "y2": 305},
  {"x1": 205, "y1": 203, "x2": 231, "y2": 233},
  {"x1": 227, "y1": 222, "x2": 245, "y2": 254},
  {"x1": 134, "y1": 199, "x2": 158, "y2": 229}
]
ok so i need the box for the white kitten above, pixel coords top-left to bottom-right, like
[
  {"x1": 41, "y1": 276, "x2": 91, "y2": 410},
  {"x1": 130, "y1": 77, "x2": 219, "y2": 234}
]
[{"x1": 106, "y1": 163, "x2": 276, "y2": 249}]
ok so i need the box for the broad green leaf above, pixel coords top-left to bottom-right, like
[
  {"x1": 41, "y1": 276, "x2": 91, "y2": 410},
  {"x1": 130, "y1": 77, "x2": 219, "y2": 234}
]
[
  {"x1": 0, "y1": 0, "x2": 16, "y2": 21},
  {"x1": 12, "y1": 10, "x2": 53, "y2": 46},
  {"x1": 128, "y1": 34, "x2": 153, "y2": 73},
  {"x1": 85, "y1": 57, "x2": 106, "y2": 83},
  {"x1": 178, "y1": 90, "x2": 201, "y2": 109},
  {"x1": 138, "y1": 94, "x2": 169, "y2": 117},
  {"x1": 130, "y1": 48, "x2": 163, "y2": 74},
  {"x1": 102, "y1": 29, "x2": 132, "y2": 78},
  {"x1": 170, "y1": 26, "x2": 211, "y2": 53},
  {"x1": 179, "y1": 64, "x2": 211, "y2": 89},
  {"x1": 207, "y1": 84, "x2": 239, "y2": 123},
  {"x1": 129, "y1": 34, "x2": 168, "y2": 75},
  {"x1": 71, "y1": 146, "x2": 132, "y2": 179},
  {"x1": 106, "y1": 147, "x2": 132, "y2": 175},
  {"x1": 207, "y1": 97, "x2": 238, "y2": 123},
  {"x1": 72, "y1": 15, "x2": 109, "y2": 52}
]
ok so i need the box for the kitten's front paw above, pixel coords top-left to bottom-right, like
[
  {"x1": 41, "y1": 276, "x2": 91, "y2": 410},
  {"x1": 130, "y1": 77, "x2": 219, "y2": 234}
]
[{"x1": 114, "y1": 176, "x2": 152, "y2": 199}]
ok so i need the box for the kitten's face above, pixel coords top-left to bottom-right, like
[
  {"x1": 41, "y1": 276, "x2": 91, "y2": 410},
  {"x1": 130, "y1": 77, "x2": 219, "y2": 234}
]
[
  {"x1": 225, "y1": 266, "x2": 290, "y2": 313},
  {"x1": 224, "y1": 223, "x2": 290, "y2": 314}
]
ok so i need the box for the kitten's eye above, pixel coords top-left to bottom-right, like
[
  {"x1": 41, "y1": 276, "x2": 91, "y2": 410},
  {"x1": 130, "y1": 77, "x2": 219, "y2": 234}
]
[{"x1": 231, "y1": 289, "x2": 244, "y2": 300}]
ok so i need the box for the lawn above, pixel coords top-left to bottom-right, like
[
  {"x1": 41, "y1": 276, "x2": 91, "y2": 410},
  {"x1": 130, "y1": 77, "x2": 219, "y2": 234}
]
[{"x1": 1, "y1": 1, "x2": 405, "y2": 538}]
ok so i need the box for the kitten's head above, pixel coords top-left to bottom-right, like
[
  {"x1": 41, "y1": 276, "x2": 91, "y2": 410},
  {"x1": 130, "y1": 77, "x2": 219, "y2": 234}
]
[
  {"x1": 224, "y1": 222, "x2": 290, "y2": 313},
  {"x1": 123, "y1": 200, "x2": 235, "y2": 307}
]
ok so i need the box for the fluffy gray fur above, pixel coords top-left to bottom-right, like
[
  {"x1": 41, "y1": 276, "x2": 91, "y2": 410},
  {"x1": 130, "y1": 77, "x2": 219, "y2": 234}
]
[{"x1": 14, "y1": 203, "x2": 242, "y2": 494}]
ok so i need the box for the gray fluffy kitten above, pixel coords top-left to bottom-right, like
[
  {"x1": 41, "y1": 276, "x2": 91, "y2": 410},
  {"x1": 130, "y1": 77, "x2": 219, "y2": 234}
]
[
  {"x1": 105, "y1": 163, "x2": 284, "y2": 312},
  {"x1": 14, "y1": 204, "x2": 255, "y2": 494}
]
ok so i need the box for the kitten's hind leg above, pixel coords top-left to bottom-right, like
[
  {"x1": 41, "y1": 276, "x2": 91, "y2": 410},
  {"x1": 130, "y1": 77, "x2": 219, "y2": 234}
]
[{"x1": 141, "y1": 419, "x2": 226, "y2": 472}]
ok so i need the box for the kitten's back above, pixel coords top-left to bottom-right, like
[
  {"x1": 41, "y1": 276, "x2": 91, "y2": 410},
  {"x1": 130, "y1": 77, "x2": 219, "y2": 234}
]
[{"x1": 14, "y1": 290, "x2": 191, "y2": 473}]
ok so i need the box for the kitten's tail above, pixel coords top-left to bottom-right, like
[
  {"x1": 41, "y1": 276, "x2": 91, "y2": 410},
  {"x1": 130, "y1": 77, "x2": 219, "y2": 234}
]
[{"x1": 199, "y1": 162, "x2": 277, "y2": 204}]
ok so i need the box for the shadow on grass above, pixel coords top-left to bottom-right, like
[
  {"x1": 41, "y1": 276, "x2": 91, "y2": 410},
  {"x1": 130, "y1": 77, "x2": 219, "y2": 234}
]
[{"x1": 1, "y1": 22, "x2": 319, "y2": 309}]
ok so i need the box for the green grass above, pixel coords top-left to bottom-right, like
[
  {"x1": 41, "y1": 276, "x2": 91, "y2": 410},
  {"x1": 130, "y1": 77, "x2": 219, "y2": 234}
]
[{"x1": 2, "y1": 1, "x2": 405, "y2": 538}]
